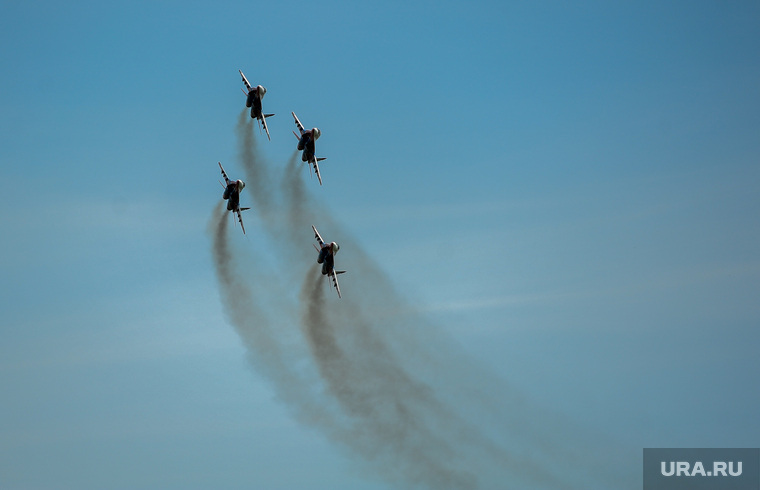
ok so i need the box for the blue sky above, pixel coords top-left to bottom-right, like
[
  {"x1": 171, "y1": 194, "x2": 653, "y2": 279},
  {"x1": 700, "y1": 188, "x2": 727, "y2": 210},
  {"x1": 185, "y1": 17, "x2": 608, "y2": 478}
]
[{"x1": 1, "y1": 1, "x2": 759, "y2": 488}]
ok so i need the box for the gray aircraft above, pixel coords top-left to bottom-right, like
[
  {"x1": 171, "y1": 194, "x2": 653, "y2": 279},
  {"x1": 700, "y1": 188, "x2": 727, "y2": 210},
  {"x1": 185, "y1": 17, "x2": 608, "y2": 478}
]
[
  {"x1": 240, "y1": 70, "x2": 274, "y2": 140},
  {"x1": 292, "y1": 112, "x2": 327, "y2": 185},
  {"x1": 219, "y1": 162, "x2": 250, "y2": 235},
  {"x1": 312, "y1": 225, "x2": 345, "y2": 298}
]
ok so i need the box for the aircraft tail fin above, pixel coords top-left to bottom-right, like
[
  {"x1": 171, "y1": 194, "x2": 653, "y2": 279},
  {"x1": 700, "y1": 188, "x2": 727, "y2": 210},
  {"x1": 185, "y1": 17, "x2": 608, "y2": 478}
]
[
  {"x1": 316, "y1": 157, "x2": 326, "y2": 162},
  {"x1": 264, "y1": 113, "x2": 275, "y2": 118}
]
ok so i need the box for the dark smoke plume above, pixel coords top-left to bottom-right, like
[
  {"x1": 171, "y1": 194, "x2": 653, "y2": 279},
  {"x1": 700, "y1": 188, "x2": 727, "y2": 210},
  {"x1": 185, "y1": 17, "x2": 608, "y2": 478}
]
[{"x1": 209, "y1": 115, "x2": 635, "y2": 489}]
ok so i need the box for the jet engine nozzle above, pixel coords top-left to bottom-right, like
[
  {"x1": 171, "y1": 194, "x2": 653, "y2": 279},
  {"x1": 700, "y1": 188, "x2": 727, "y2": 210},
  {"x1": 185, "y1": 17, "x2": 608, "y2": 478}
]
[{"x1": 312, "y1": 128, "x2": 321, "y2": 140}]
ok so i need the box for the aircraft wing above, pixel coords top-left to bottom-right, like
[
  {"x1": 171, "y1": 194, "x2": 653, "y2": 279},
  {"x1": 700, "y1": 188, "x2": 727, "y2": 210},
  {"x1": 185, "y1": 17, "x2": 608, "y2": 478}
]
[
  {"x1": 236, "y1": 207, "x2": 250, "y2": 235},
  {"x1": 218, "y1": 162, "x2": 231, "y2": 185},
  {"x1": 311, "y1": 158, "x2": 323, "y2": 186},
  {"x1": 312, "y1": 225, "x2": 325, "y2": 247},
  {"x1": 330, "y1": 270, "x2": 342, "y2": 299},
  {"x1": 239, "y1": 70, "x2": 252, "y2": 92},
  {"x1": 292, "y1": 112, "x2": 305, "y2": 134},
  {"x1": 261, "y1": 115, "x2": 271, "y2": 141},
  {"x1": 236, "y1": 209, "x2": 246, "y2": 235}
]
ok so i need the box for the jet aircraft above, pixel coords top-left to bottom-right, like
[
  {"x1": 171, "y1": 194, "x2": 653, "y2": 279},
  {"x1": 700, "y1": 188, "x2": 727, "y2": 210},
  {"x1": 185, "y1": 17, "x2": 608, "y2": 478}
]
[
  {"x1": 312, "y1": 225, "x2": 345, "y2": 298},
  {"x1": 240, "y1": 70, "x2": 274, "y2": 140},
  {"x1": 219, "y1": 162, "x2": 250, "y2": 235},
  {"x1": 292, "y1": 112, "x2": 326, "y2": 185}
]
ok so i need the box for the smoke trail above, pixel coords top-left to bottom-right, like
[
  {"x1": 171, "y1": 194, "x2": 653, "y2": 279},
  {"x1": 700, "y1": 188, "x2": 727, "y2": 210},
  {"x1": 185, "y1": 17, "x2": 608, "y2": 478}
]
[
  {"x1": 300, "y1": 267, "x2": 484, "y2": 488},
  {"x1": 209, "y1": 201, "x2": 347, "y2": 432},
  {"x1": 236, "y1": 109, "x2": 272, "y2": 209},
  {"x1": 282, "y1": 151, "x2": 316, "y2": 245},
  {"x1": 210, "y1": 200, "x2": 291, "y2": 386},
  {"x1": 296, "y1": 253, "x2": 572, "y2": 488},
  {"x1": 211, "y1": 117, "x2": 635, "y2": 489}
]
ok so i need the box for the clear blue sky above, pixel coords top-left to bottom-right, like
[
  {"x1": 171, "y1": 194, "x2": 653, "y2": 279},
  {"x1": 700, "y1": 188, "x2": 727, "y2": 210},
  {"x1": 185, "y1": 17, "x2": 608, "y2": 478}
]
[{"x1": 1, "y1": 1, "x2": 759, "y2": 489}]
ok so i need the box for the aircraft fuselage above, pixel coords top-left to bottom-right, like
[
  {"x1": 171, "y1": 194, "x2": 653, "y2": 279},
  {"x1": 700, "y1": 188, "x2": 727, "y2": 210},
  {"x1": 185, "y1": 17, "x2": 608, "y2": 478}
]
[
  {"x1": 246, "y1": 91, "x2": 263, "y2": 119},
  {"x1": 317, "y1": 247, "x2": 334, "y2": 275},
  {"x1": 298, "y1": 135, "x2": 316, "y2": 162},
  {"x1": 223, "y1": 183, "x2": 240, "y2": 211}
]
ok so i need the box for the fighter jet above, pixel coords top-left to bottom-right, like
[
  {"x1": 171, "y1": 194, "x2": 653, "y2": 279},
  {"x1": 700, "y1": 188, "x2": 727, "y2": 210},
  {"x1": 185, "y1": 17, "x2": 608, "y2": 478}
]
[
  {"x1": 240, "y1": 70, "x2": 274, "y2": 140},
  {"x1": 312, "y1": 225, "x2": 345, "y2": 298},
  {"x1": 292, "y1": 112, "x2": 326, "y2": 185},
  {"x1": 218, "y1": 162, "x2": 250, "y2": 235}
]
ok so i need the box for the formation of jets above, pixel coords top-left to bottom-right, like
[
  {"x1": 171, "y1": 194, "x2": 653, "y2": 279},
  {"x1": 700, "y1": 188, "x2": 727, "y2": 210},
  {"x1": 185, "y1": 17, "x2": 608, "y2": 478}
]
[{"x1": 218, "y1": 69, "x2": 344, "y2": 298}]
